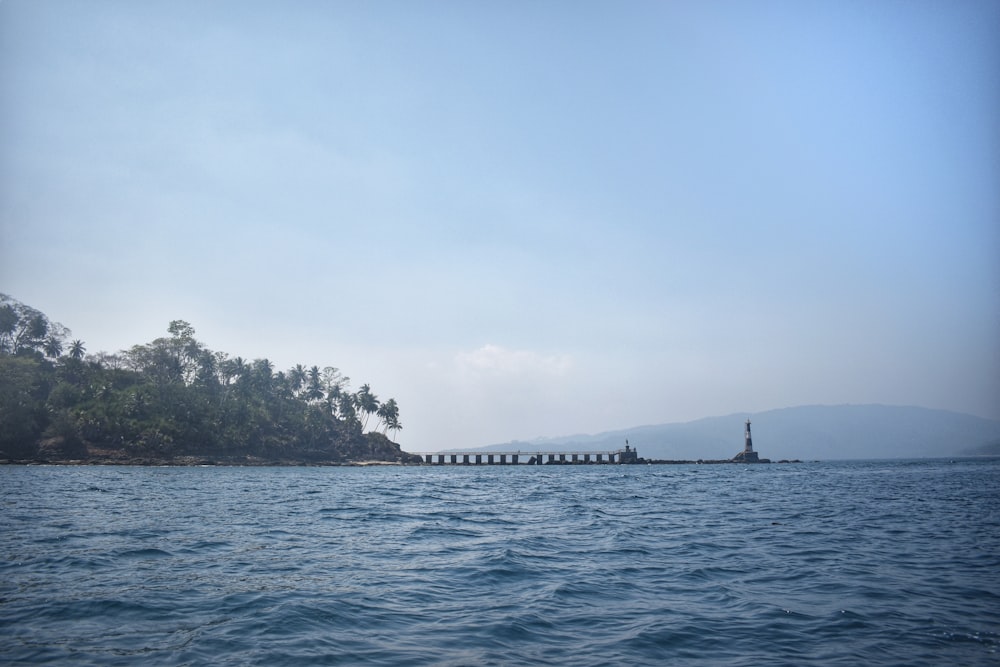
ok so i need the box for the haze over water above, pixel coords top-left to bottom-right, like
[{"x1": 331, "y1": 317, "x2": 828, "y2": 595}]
[
  {"x1": 2, "y1": 459, "x2": 998, "y2": 666},
  {"x1": 2, "y1": 2, "x2": 998, "y2": 452}
]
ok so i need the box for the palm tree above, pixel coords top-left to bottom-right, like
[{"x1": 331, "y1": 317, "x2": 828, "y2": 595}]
[
  {"x1": 355, "y1": 384, "x2": 379, "y2": 431},
  {"x1": 305, "y1": 365, "x2": 324, "y2": 402},
  {"x1": 69, "y1": 340, "x2": 85, "y2": 360},
  {"x1": 289, "y1": 364, "x2": 307, "y2": 396},
  {"x1": 195, "y1": 350, "x2": 218, "y2": 387},
  {"x1": 230, "y1": 356, "x2": 248, "y2": 385},
  {"x1": 273, "y1": 371, "x2": 292, "y2": 399},
  {"x1": 377, "y1": 398, "x2": 401, "y2": 440},
  {"x1": 252, "y1": 358, "x2": 274, "y2": 392},
  {"x1": 43, "y1": 336, "x2": 63, "y2": 359},
  {"x1": 338, "y1": 392, "x2": 358, "y2": 427}
]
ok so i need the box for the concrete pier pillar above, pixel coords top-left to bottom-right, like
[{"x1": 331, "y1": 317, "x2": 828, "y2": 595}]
[{"x1": 421, "y1": 449, "x2": 645, "y2": 465}]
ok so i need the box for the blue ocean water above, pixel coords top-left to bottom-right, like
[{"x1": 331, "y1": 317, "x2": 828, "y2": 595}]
[{"x1": 1, "y1": 459, "x2": 998, "y2": 666}]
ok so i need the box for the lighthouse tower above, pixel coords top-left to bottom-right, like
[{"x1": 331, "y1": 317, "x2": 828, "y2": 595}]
[{"x1": 732, "y1": 418, "x2": 760, "y2": 463}]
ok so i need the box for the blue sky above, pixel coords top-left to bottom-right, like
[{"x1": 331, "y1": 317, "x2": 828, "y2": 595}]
[{"x1": 2, "y1": 1, "x2": 998, "y2": 452}]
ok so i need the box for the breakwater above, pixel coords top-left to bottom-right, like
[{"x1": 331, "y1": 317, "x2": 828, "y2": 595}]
[
  {"x1": 411, "y1": 445, "x2": 785, "y2": 465},
  {"x1": 415, "y1": 446, "x2": 639, "y2": 465}
]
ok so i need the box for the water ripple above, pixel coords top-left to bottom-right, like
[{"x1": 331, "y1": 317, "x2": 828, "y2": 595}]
[{"x1": 1, "y1": 459, "x2": 998, "y2": 666}]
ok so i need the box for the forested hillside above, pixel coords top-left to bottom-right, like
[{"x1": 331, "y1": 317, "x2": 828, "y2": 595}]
[{"x1": 0, "y1": 294, "x2": 416, "y2": 464}]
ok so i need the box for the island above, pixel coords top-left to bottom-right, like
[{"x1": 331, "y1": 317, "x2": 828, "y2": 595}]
[{"x1": 1, "y1": 294, "x2": 420, "y2": 466}]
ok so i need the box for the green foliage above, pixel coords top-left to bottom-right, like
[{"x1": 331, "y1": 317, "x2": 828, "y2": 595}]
[
  {"x1": 0, "y1": 356, "x2": 54, "y2": 457},
  {"x1": 0, "y1": 297, "x2": 405, "y2": 462},
  {"x1": 0, "y1": 293, "x2": 70, "y2": 358}
]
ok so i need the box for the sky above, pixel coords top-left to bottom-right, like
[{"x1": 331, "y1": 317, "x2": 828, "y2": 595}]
[{"x1": 2, "y1": 0, "x2": 998, "y2": 453}]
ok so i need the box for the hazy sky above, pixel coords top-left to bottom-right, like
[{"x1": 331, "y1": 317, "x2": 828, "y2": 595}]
[{"x1": 2, "y1": 1, "x2": 998, "y2": 452}]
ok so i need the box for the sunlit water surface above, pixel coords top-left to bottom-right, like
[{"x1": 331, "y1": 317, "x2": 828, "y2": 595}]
[{"x1": 2, "y1": 459, "x2": 998, "y2": 666}]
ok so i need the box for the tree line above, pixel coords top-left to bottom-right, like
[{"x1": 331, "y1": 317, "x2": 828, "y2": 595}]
[{"x1": 0, "y1": 293, "x2": 410, "y2": 463}]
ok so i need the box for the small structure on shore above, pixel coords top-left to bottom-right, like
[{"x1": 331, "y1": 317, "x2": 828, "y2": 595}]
[{"x1": 732, "y1": 419, "x2": 761, "y2": 463}]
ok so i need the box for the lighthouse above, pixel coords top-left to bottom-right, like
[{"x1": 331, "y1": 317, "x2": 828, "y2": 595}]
[{"x1": 732, "y1": 418, "x2": 761, "y2": 463}]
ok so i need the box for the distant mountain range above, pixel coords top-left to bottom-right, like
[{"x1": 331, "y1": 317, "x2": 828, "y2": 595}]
[{"x1": 471, "y1": 405, "x2": 1000, "y2": 461}]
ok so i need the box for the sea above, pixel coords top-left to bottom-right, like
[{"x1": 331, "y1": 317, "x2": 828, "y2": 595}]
[{"x1": 1, "y1": 458, "x2": 998, "y2": 666}]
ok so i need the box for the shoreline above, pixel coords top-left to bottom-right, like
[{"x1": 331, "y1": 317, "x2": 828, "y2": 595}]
[
  {"x1": 2, "y1": 456, "x2": 802, "y2": 467},
  {"x1": 0, "y1": 457, "x2": 400, "y2": 467}
]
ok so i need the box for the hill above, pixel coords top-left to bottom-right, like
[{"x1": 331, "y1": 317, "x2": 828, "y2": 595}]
[{"x1": 475, "y1": 405, "x2": 1000, "y2": 461}]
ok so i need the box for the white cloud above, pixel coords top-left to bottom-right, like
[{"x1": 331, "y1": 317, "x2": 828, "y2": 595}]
[{"x1": 454, "y1": 344, "x2": 573, "y2": 378}]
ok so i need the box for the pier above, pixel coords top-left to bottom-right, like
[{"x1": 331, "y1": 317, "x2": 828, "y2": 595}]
[{"x1": 414, "y1": 445, "x2": 640, "y2": 465}]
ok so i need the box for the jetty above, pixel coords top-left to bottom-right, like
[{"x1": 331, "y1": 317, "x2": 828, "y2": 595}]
[
  {"x1": 411, "y1": 422, "x2": 778, "y2": 465},
  {"x1": 414, "y1": 444, "x2": 640, "y2": 465}
]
